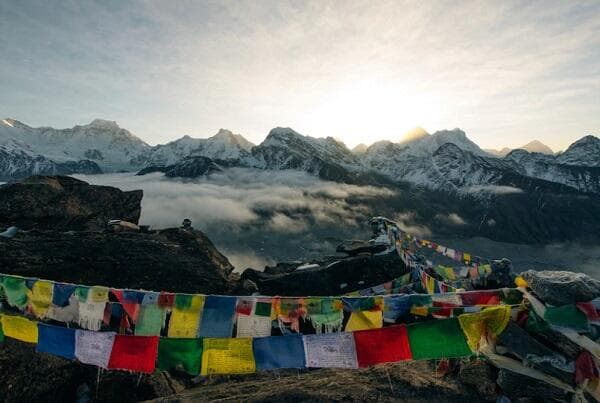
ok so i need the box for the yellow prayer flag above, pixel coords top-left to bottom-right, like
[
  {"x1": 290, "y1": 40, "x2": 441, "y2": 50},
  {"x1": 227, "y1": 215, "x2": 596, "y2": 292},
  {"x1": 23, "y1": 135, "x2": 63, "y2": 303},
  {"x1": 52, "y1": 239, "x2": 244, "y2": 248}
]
[
  {"x1": 201, "y1": 338, "x2": 255, "y2": 376},
  {"x1": 168, "y1": 295, "x2": 205, "y2": 338},
  {"x1": 28, "y1": 280, "x2": 53, "y2": 318},
  {"x1": 463, "y1": 253, "x2": 471, "y2": 263},
  {"x1": 89, "y1": 286, "x2": 109, "y2": 303},
  {"x1": 0, "y1": 314, "x2": 39, "y2": 343},
  {"x1": 426, "y1": 275, "x2": 435, "y2": 294},
  {"x1": 458, "y1": 306, "x2": 511, "y2": 352},
  {"x1": 344, "y1": 310, "x2": 383, "y2": 331},
  {"x1": 410, "y1": 306, "x2": 429, "y2": 317}
]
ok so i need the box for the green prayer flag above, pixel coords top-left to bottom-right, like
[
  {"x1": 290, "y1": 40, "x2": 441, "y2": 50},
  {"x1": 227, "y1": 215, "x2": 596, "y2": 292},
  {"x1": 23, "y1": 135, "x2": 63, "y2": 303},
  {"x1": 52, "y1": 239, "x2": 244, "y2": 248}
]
[
  {"x1": 157, "y1": 338, "x2": 203, "y2": 375},
  {"x1": 74, "y1": 286, "x2": 90, "y2": 302},
  {"x1": 255, "y1": 301, "x2": 272, "y2": 317},
  {"x1": 407, "y1": 318, "x2": 473, "y2": 360},
  {"x1": 2, "y1": 276, "x2": 29, "y2": 308},
  {"x1": 174, "y1": 294, "x2": 193, "y2": 310},
  {"x1": 0, "y1": 321, "x2": 4, "y2": 344},
  {"x1": 544, "y1": 305, "x2": 589, "y2": 332},
  {"x1": 135, "y1": 304, "x2": 166, "y2": 336}
]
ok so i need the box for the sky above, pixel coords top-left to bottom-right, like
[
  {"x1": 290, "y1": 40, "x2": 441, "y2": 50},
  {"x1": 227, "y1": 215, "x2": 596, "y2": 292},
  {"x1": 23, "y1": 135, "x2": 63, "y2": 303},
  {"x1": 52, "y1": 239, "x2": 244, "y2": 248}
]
[{"x1": 1, "y1": 1, "x2": 599, "y2": 151}]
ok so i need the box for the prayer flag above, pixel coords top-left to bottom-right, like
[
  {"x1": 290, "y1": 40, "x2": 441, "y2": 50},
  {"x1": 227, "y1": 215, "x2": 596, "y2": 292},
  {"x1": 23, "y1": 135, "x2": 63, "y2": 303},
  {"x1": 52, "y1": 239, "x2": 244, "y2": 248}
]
[
  {"x1": 198, "y1": 296, "x2": 237, "y2": 338},
  {"x1": 458, "y1": 306, "x2": 512, "y2": 351},
  {"x1": 75, "y1": 330, "x2": 116, "y2": 368},
  {"x1": 108, "y1": 335, "x2": 159, "y2": 374},
  {"x1": 383, "y1": 295, "x2": 411, "y2": 323},
  {"x1": 168, "y1": 295, "x2": 205, "y2": 338},
  {"x1": 544, "y1": 305, "x2": 589, "y2": 332},
  {"x1": 52, "y1": 283, "x2": 76, "y2": 307},
  {"x1": 353, "y1": 325, "x2": 412, "y2": 367},
  {"x1": 201, "y1": 338, "x2": 256, "y2": 376},
  {"x1": 253, "y1": 335, "x2": 306, "y2": 370},
  {"x1": 28, "y1": 280, "x2": 53, "y2": 318},
  {"x1": 407, "y1": 318, "x2": 472, "y2": 360},
  {"x1": 303, "y1": 333, "x2": 358, "y2": 368},
  {"x1": 37, "y1": 323, "x2": 76, "y2": 360},
  {"x1": 135, "y1": 304, "x2": 166, "y2": 336},
  {"x1": 345, "y1": 310, "x2": 383, "y2": 331},
  {"x1": 157, "y1": 337, "x2": 203, "y2": 375},
  {"x1": 2, "y1": 276, "x2": 29, "y2": 308},
  {"x1": 0, "y1": 315, "x2": 38, "y2": 343},
  {"x1": 236, "y1": 314, "x2": 273, "y2": 338},
  {"x1": 254, "y1": 299, "x2": 272, "y2": 317}
]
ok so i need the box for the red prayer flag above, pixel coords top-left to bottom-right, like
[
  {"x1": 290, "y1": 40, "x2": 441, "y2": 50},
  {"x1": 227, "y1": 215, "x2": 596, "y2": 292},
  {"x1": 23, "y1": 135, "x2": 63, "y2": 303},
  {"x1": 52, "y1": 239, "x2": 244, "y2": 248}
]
[
  {"x1": 577, "y1": 302, "x2": 600, "y2": 321},
  {"x1": 353, "y1": 324, "x2": 412, "y2": 367},
  {"x1": 108, "y1": 335, "x2": 159, "y2": 374},
  {"x1": 575, "y1": 351, "x2": 599, "y2": 384}
]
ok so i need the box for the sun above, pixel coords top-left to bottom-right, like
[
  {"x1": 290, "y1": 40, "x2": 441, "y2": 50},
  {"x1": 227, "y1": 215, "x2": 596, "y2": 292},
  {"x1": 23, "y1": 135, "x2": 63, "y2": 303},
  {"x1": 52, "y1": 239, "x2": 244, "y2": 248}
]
[{"x1": 304, "y1": 79, "x2": 436, "y2": 148}]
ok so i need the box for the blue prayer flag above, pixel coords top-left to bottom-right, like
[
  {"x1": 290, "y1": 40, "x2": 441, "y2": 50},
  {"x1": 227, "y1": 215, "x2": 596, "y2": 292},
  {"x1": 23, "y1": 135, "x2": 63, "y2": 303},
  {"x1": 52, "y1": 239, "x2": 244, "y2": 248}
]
[
  {"x1": 198, "y1": 296, "x2": 237, "y2": 337},
  {"x1": 253, "y1": 335, "x2": 305, "y2": 370},
  {"x1": 383, "y1": 295, "x2": 411, "y2": 323},
  {"x1": 36, "y1": 323, "x2": 76, "y2": 360},
  {"x1": 52, "y1": 283, "x2": 76, "y2": 307}
]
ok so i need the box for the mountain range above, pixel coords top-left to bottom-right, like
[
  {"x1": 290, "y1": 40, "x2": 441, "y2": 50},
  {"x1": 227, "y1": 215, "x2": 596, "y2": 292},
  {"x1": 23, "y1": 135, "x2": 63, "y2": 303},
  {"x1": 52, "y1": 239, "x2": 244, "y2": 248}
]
[{"x1": 1, "y1": 117, "x2": 598, "y2": 195}]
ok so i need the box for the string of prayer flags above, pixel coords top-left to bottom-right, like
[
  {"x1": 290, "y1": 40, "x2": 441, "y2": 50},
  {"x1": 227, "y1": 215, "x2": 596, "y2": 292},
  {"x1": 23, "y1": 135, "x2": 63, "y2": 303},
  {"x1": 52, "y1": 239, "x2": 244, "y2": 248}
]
[
  {"x1": 198, "y1": 296, "x2": 237, "y2": 338},
  {"x1": 458, "y1": 306, "x2": 512, "y2": 352},
  {"x1": 407, "y1": 318, "x2": 472, "y2": 360},
  {"x1": 75, "y1": 330, "x2": 116, "y2": 368},
  {"x1": 2, "y1": 276, "x2": 29, "y2": 309},
  {"x1": 345, "y1": 310, "x2": 383, "y2": 331},
  {"x1": 200, "y1": 338, "x2": 256, "y2": 376},
  {"x1": 253, "y1": 335, "x2": 306, "y2": 370},
  {"x1": 303, "y1": 332, "x2": 358, "y2": 369},
  {"x1": 157, "y1": 338, "x2": 203, "y2": 375},
  {"x1": 0, "y1": 314, "x2": 38, "y2": 343},
  {"x1": 108, "y1": 335, "x2": 159, "y2": 374},
  {"x1": 168, "y1": 295, "x2": 205, "y2": 338},
  {"x1": 36, "y1": 323, "x2": 76, "y2": 360},
  {"x1": 353, "y1": 325, "x2": 412, "y2": 367}
]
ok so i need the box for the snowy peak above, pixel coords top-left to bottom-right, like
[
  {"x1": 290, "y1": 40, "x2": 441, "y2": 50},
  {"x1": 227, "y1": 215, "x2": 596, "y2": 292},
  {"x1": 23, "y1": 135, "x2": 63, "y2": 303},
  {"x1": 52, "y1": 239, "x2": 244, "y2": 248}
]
[
  {"x1": 557, "y1": 135, "x2": 600, "y2": 167},
  {"x1": 87, "y1": 119, "x2": 121, "y2": 130},
  {"x1": 518, "y1": 140, "x2": 554, "y2": 155},
  {"x1": 210, "y1": 128, "x2": 254, "y2": 151},
  {"x1": 352, "y1": 143, "x2": 368, "y2": 155}
]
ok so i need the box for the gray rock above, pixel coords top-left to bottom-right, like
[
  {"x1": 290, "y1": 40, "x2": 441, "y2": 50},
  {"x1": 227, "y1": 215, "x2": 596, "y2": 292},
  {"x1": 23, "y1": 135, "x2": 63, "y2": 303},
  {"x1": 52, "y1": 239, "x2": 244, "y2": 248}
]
[
  {"x1": 520, "y1": 270, "x2": 600, "y2": 305},
  {"x1": 497, "y1": 369, "x2": 570, "y2": 401}
]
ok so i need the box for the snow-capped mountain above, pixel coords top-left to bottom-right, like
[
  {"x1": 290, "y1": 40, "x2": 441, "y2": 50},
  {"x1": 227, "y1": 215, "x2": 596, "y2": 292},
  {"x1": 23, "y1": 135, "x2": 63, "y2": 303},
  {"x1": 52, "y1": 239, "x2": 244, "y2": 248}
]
[
  {"x1": 485, "y1": 140, "x2": 554, "y2": 157},
  {"x1": 0, "y1": 118, "x2": 149, "y2": 172},
  {"x1": 556, "y1": 135, "x2": 600, "y2": 167},
  {"x1": 135, "y1": 129, "x2": 257, "y2": 167}
]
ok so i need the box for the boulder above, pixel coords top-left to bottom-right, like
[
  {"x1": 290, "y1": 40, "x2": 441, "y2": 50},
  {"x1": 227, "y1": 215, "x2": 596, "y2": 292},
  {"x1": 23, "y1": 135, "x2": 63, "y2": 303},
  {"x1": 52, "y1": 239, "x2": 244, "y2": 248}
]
[
  {"x1": 0, "y1": 227, "x2": 236, "y2": 294},
  {"x1": 520, "y1": 270, "x2": 600, "y2": 305},
  {"x1": 241, "y1": 252, "x2": 408, "y2": 296},
  {"x1": 0, "y1": 176, "x2": 142, "y2": 231}
]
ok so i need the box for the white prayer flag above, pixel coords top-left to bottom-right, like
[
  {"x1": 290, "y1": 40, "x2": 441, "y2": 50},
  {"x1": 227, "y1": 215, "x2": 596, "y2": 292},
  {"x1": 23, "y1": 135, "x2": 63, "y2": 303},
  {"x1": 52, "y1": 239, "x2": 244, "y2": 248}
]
[
  {"x1": 303, "y1": 333, "x2": 358, "y2": 368},
  {"x1": 75, "y1": 330, "x2": 116, "y2": 368},
  {"x1": 236, "y1": 314, "x2": 272, "y2": 338}
]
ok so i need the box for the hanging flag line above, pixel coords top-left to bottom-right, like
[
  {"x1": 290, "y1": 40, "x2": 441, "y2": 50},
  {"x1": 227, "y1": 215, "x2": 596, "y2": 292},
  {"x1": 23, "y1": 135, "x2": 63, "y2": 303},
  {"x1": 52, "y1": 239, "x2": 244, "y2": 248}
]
[
  {"x1": 1, "y1": 309, "x2": 516, "y2": 376},
  {"x1": 0, "y1": 271, "x2": 523, "y2": 340}
]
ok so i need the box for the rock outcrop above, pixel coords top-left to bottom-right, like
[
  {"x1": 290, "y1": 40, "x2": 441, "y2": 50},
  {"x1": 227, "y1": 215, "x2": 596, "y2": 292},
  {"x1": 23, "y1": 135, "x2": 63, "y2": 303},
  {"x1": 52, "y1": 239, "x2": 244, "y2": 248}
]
[
  {"x1": 0, "y1": 176, "x2": 142, "y2": 231},
  {"x1": 520, "y1": 270, "x2": 600, "y2": 306}
]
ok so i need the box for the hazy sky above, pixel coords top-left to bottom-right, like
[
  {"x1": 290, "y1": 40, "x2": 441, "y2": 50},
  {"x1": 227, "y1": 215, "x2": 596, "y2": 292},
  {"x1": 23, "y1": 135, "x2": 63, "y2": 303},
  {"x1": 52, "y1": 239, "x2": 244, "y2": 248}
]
[{"x1": 1, "y1": 1, "x2": 599, "y2": 150}]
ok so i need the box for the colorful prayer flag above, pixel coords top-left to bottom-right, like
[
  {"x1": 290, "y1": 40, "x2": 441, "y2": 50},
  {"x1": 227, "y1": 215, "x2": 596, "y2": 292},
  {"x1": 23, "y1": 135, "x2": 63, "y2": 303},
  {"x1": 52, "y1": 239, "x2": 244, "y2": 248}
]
[
  {"x1": 135, "y1": 304, "x2": 166, "y2": 336},
  {"x1": 108, "y1": 335, "x2": 159, "y2": 374},
  {"x1": 198, "y1": 296, "x2": 237, "y2": 338},
  {"x1": 253, "y1": 335, "x2": 305, "y2": 370},
  {"x1": 407, "y1": 318, "x2": 472, "y2": 360},
  {"x1": 157, "y1": 337, "x2": 203, "y2": 375},
  {"x1": 345, "y1": 310, "x2": 383, "y2": 331},
  {"x1": 353, "y1": 325, "x2": 412, "y2": 367},
  {"x1": 201, "y1": 338, "x2": 255, "y2": 376},
  {"x1": 37, "y1": 323, "x2": 76, "y2": 360},
  {"x1": 236, "y1": 314, "x2": 273, "y2": 338},
  {"x1": 75, "y1": 330, "x2": 116, "y2": 368},
  {"x1": 303, "y1": 332, "x2": 358, "y2": 368},
  {"x1": 0, "y1": 315, "x2": 38, "y2": 343},
  {"x1": 168, "y1": 295, "x2": 204, "y2": 338}
]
